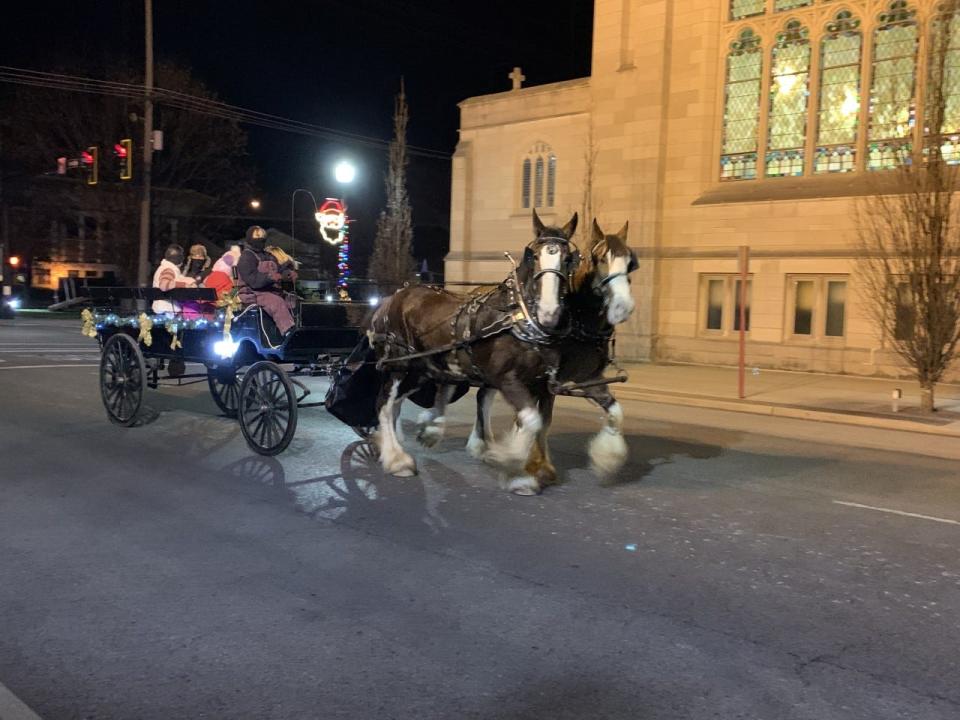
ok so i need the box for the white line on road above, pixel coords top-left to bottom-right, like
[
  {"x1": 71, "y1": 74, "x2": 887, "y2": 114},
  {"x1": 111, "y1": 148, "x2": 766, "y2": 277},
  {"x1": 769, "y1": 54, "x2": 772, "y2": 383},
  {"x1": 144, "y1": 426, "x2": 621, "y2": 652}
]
[
  {"x1": 0, "y1": 677, "x2": 43, "y2": 720},
  {"x1": 0, "y1": 364, "x2": 99, "y2": 371},
  {"x1": 0, "y1": 349, "x2": 97, "y2": 353},
  {"x1": 833, "y1": 500, "x2": 960, "y2": 526}
]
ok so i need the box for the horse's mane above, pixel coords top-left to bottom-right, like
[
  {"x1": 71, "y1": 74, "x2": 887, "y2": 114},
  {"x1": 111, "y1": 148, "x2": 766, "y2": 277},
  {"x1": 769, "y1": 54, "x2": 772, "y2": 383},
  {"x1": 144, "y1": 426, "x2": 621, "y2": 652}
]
[{"x1": 571, "y1": 237, "x2": 605, "y2": 293}]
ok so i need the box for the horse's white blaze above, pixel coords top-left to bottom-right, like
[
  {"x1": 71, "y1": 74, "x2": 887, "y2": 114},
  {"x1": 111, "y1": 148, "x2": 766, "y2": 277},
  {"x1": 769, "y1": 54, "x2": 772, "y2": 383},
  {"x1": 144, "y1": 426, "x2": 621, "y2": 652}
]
[
  {"x1": 537, "y1": 244, "x2": 563, "y2": 328},
  {"x1": 378, "y1": 379, "x2": 416, "y2": 476},
  {"x1": 605, "y1": 252, "x2": 635, "y2": 326}
]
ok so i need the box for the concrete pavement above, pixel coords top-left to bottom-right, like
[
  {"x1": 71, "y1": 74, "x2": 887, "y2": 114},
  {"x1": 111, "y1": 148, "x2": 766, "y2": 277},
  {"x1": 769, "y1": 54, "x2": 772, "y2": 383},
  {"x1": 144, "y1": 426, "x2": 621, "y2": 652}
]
[
  {"x1": 616, "y1": 361, "x2": 960, "y2": 439},
  {"x1": 1, "y1": 318, "x2": 960, "y2": 719}
]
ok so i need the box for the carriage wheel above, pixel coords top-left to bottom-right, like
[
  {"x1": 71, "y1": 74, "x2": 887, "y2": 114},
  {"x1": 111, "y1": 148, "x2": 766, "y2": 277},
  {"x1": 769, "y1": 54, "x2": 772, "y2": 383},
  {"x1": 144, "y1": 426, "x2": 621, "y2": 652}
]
[
  {"x1": 238, "y1": 361, "x2": 298, "y2": 456},
  {"x1": 100, "y1": 333, "x2": 146, "y2": 427},
  {"x1": 351, "y1": 425, "x2": 377, "y2": 440},
  {"x1": 208, "y1": 367, "x2": 241, "y2": 418}
]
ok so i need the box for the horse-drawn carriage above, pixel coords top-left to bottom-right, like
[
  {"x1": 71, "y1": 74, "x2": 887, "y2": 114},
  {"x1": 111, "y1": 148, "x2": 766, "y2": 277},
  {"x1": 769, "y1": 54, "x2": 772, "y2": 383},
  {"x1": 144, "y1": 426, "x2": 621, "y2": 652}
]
[{"x1": 87, "y1": 285, "x2": 373, "y2": 456}]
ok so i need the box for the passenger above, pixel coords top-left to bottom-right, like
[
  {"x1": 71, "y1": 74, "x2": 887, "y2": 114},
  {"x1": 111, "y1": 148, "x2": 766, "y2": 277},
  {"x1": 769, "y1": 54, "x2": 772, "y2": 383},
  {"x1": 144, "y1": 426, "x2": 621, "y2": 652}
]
[
  {"x1": 152, "y1": 244, "x2": 197, "y2": 314},
  {"x1": 183, "y1": 244, "x2": 212, "y2": 284},
  {"x1": 203, "y1": 243, "x2": 242, "y2": 300},
  {"x1": 236, "y1": 226, "x2": 296, "y2": 337}
]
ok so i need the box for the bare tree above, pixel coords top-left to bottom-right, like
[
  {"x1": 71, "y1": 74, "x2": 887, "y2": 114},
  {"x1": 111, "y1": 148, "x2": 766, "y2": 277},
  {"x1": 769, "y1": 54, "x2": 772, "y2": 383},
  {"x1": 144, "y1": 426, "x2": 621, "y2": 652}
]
[
  {"x1": 5, "y1": 61, "x2": 255, "y2": 279},
  {"x1": 856, "y1": 10, "x2": 960, "y2": 412},
  {"x1": 577, "y1": 118, "x2": 598, "y2": 246},
  {"x1": 369, "y1": 80, "x2": 415, "y2": 289}
]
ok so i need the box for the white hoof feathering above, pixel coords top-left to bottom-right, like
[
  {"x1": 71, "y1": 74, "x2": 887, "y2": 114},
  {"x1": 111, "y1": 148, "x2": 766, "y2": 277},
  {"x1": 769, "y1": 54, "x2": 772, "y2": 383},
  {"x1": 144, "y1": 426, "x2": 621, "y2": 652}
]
[
  {"x1": 506, "y1": 475, "x2": 541, "y2": 496},
  {"x1": 484, "y1": 407, "x2": 541, "y2": 471},
  {"x1": 383, "y1": 450, "x2": 418, "y2": 477},
  {"x1": 466, "y1": 429, "x2": 487, "y2": 458},
  {"x1": 588, "y1": 429, "x2": 628, "y2": 479},
  {"x1": 417, "y1": 422, "x2": 445, "y2": 448}
]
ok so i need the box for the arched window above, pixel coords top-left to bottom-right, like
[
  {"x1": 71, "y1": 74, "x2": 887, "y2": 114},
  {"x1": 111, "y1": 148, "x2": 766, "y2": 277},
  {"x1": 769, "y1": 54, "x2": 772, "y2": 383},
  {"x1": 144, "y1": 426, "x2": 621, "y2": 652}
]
[
  {"x1": 521, "y1": 142, "x2": 556, "y2": 209},
  {"x1": 928, "y1": 3, "x2": 960, "y2": 163},
  {"x1": 868, "y1": 1, "x2": 919, "y2": 170},
  {"x1": 766, "y1": 20, "x2": 810, "y2": 177},
  {"x1": 721, "y1": 28, "x2": 762, "y2": 181},
  {"x1": 730, "y1": 0, "x2": 763, "y2": 21},
  {"x1": 546, "y1": 154, "x2": 557, "y2": 207},
  {"x1": 521, "y1": 159, "x2": 532, "y2": 209},
  {"x1": 534, "y1": 156, "x2": 545, "y2": 207},
  {"x1": 815, "y1": 10, "x2": 862, "y2": 173}
]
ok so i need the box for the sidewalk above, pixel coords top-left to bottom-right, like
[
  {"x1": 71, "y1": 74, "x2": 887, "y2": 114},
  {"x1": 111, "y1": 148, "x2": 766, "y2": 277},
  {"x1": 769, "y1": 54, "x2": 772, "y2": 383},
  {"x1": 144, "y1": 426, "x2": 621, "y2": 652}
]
[{"x1": 616, "y1": 362, "x2": 960, "y2": 437}]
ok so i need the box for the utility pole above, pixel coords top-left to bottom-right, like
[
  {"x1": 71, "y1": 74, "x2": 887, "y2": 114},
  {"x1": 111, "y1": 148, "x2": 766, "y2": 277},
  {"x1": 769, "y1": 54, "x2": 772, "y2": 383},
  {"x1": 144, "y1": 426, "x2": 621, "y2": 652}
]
[{"x1": 137, "y1": 0, "x2": 154, "y2": 287}]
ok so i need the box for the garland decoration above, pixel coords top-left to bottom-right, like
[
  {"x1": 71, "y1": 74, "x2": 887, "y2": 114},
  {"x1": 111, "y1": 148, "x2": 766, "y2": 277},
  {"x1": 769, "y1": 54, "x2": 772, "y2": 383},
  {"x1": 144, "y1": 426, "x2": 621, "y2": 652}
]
[
  {"x1": 216, "y1": 290, "x2": 243, "y2": 339},
  {"x1": 137, "y1": 313, "x2": 154, "y2": 347},
  {"x1": 80, "y1": 308, "x2": 98, "y2": 338}
]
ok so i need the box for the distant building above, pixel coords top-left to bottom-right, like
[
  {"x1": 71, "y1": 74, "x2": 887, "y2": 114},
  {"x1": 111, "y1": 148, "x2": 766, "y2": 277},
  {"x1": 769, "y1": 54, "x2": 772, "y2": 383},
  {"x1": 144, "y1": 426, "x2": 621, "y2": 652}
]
[{"x1": 448, "y1": 0, "x2": 957, "y2": 379}]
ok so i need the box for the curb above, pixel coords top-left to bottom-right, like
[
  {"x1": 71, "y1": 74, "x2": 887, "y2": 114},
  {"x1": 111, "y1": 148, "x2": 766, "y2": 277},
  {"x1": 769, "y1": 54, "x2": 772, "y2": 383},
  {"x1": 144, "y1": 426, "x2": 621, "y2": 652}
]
[
  {"x1": 617, "y1": 387, "x2": 960, "y2": 438},
  {"x1": 0, "y1": 681, "x2": 42, "y2": 720}
]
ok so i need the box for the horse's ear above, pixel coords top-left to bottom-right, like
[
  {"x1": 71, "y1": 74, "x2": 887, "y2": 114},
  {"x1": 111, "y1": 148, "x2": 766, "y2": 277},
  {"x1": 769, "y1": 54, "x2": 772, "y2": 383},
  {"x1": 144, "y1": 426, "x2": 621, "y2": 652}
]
[
  {"x1": 617, "y1": 221, "x2": 629, "y2": 241},
  {"x1": 591, "y1": 218, "x2": 604, "y2": 244},
  {"x1": 561, "y1": 212, "x2": 578, "y2": 239},
  {"x1": 532, "y1": 208, "x2": 546, "y2": 237}
]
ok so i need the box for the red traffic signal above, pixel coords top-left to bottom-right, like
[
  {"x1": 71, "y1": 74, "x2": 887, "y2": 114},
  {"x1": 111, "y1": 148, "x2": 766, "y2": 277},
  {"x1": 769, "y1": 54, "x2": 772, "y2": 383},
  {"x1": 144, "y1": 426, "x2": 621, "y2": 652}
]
[
  {"x1": 114, "y1": 138, "x2": 133, "y2": 180},
  {"x1": 82, "y1": 146, "x2": 98, "y2": 185}
]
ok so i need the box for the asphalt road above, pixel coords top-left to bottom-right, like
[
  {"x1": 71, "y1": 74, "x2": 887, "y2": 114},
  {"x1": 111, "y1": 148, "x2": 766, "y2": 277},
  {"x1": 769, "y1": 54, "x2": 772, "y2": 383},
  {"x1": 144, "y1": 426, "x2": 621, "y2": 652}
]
[{"x1": 1, "y1": 319, "x2": 959, "y2": 720}]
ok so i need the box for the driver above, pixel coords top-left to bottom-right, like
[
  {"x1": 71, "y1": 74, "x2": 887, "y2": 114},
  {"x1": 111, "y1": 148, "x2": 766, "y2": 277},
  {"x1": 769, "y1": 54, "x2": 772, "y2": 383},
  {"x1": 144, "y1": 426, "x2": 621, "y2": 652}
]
[{"x1": 236, "y1": 226, "x2": 296, "y2": 338}]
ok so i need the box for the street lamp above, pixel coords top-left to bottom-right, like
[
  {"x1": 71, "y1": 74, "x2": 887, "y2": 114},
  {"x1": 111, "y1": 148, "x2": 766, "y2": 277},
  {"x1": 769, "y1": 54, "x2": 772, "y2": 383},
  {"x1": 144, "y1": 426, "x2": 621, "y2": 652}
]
[
  {"x1": 334, "y1": 160, "x2": 356, "y2": 185},
  {"x1": 249, "y1": 199, "x2": 261, "y2": 210},
  {"x1": 290, "y1": 188, "x2": 319, "y2": 262}
]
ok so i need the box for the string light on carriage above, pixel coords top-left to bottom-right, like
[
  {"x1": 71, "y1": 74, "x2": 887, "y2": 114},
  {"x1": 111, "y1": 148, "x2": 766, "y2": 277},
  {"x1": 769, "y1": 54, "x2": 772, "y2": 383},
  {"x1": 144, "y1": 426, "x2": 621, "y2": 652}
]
[{"x1": 213, "y1": 338, "x2": 239, "y2": 358}]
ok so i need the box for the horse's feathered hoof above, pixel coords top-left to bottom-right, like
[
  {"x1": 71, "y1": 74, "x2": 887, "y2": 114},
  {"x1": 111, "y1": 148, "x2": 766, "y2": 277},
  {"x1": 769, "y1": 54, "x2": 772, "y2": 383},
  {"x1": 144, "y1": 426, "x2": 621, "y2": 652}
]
[
  {"x1": 416, "y1": 423, "x2": 444, "y2": 448},
  {"x1": 383, "y1": 451, "x2": 418, "y2": 477},
  {"x1": 465, "y1": 431, "x2": 486, "y2": 459},
  {"x1": 505, "y1": 475, "x2": 541, "y2": 495},
  {"x1": 588, "y1": 429, "x2": 628, "y2": 479}
]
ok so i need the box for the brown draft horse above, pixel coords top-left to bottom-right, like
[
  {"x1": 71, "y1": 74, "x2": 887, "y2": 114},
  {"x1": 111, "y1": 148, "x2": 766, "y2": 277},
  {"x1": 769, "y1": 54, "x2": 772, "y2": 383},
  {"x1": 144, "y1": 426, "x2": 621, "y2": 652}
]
[
  {"x1": 368, "y1": 211, "x2": 580, "y2": 486},
  {"x1": 463, "y1": 219, "x2": 637, "y2": 494}
]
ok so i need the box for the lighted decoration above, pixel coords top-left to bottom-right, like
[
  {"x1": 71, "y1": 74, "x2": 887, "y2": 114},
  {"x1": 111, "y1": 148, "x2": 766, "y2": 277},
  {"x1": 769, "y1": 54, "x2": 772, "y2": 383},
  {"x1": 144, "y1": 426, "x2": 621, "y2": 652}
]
[
  {"x1": 137, "y1": 313, "x2": 154, "y2": 347},
  {"x1": 80, "y1": 308, "x2": 97, "y2": 338},
  {"x1": 314, "y1": 197, "x2": 352, "y2": 297}
]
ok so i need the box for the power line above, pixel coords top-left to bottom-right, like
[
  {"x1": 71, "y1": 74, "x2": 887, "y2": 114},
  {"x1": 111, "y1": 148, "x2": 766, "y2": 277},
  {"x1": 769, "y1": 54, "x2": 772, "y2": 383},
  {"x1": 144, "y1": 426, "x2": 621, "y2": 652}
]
[{"x1": 0, "y1": 66, "x2": 450, "y2": 160}]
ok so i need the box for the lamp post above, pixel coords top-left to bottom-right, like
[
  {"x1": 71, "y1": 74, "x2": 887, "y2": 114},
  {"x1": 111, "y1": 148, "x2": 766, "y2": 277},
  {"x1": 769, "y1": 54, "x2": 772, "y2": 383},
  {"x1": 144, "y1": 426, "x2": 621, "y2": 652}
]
[{"x1": 290, "y1": 188, "x2": 319, "y2": 262}]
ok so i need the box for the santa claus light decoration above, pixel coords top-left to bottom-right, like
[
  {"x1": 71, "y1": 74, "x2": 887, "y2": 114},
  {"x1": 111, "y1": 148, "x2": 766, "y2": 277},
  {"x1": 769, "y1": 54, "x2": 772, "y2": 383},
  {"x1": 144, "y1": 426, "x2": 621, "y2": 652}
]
[{"x1": 314, "y1": 198, "x2": 351, "y2": 296}]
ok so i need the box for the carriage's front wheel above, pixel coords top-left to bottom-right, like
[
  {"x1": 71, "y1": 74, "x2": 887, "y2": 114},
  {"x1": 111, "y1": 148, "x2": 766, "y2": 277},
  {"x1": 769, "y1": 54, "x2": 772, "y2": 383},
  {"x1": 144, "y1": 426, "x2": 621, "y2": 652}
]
[
  {"x1": 208, "y1": 366, "x2": 241, "y2": 418},
  {"x1": 238, "y1": 361, "x2": 298, "y2": 456},
  {"x1": 100, "y1": 333, "x2": 146, "y2": 427},
  {"x1": 351, "y1": 425, "x2": 377, "y2": 440}
]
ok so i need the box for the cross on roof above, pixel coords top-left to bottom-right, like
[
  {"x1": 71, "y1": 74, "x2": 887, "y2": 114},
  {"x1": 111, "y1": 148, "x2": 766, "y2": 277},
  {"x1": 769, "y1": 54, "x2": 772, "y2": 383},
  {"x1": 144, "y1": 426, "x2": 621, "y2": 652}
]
[{"x1": 508, "y1": 66, "x2": 525, "y2": 91}]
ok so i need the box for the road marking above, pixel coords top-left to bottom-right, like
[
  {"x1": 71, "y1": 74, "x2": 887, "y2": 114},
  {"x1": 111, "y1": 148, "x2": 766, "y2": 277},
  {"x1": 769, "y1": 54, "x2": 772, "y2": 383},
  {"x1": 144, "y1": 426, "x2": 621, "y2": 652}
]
[
  {"x1": 833, "y1": 500, "x2": 960, "y2": 526},
  {"x1": 0, "y1": 349, "x2": 97, "y2": 353},
  {"x1": 0, "y1": 363, "x2": 99, "y2": 371},
  {"x1": 0, "y1": 677, "x2": 43, "y2": 720}
]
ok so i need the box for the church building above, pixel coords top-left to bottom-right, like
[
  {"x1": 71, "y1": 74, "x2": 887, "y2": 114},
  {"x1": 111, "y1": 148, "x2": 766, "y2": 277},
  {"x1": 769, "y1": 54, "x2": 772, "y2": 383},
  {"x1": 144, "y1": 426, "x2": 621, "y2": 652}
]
[{"x1": 446, "y1": 0, "x2": 959, "y2": 379}]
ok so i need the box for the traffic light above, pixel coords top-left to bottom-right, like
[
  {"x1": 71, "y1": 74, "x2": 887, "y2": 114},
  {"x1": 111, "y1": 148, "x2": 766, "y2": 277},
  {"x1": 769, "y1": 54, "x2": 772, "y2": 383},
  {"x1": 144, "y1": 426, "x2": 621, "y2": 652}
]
[
  {"x1": 57, "y1": 157, "x2": 67, "y2": 175},
  {"x1": 114, "y1": 138, "x2": 133, "y2": 180},
  {"x1": 81, "y1": 146, "x2": 98, "y2": 186}
]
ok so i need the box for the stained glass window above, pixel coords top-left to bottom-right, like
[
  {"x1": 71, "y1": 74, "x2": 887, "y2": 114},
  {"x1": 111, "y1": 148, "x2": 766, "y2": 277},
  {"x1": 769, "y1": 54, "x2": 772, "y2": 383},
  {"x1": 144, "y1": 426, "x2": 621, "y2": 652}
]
[
  {"x1": 767, "y1": 21, "x2": 810, "y2": 177},
  {"x1": 868, "y1": 1, "x2": 918, "y2": 170},
  {"x1": 927, "y1": 7, "x2": 960, "y2": 163},
  {"x1": 521, "y1": 159, "x2": 531, "y2": 209},
  {"x1": 546, "y1": 154, "x2": 556, "y2": 207},
  {"x1": 730, "y1": 0, "x2": 764, "y2": 21},
  {"x1": 816, "y1": 11, "x2": 862, "y2": 173},
  {"x1": 534, "y1": 156, "x2": 544, "y2": 208},
  {"x1": 774, "y1": 0, "x2": 812, "y2": 11},
  {"x1": 721, "y1": 29, "x2": 762, "y2": 181}
]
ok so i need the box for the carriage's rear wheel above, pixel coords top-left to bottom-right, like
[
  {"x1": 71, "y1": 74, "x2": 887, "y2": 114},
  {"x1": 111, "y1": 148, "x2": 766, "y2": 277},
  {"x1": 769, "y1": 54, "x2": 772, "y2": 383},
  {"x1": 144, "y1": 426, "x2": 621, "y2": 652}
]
[
  {"x1": 208, "y1": 367, "x2": 241, "y2": 418},
  {"x1": 100, "y1": 333, "x2": 146, "y2": 427},
  {"x1": 238, "y1": 361, "x2": 298, "y2": 456}
]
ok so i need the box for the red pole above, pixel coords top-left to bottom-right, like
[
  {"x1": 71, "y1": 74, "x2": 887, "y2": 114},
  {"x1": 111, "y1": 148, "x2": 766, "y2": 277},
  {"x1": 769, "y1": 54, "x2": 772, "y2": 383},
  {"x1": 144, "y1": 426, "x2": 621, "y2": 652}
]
[{"x1": 738, "y1": 245, "x2": 749, "y2": 399}]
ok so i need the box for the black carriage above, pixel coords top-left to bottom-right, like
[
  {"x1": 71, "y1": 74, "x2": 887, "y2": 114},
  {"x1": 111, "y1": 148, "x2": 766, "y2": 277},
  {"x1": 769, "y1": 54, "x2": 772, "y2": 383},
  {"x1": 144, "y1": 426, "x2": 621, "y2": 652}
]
[{"x1": 88, "y1": 286, "x2": 374, "y2": 455}]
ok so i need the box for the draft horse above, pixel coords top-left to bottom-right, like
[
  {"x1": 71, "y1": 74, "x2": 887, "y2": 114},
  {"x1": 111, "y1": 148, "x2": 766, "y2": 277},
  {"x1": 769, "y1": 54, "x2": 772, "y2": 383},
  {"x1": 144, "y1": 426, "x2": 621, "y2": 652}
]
[
  {"x1": 368, "y1": 211, "x2": 580, "y2": 490},
  {"x1": 464, "y1": 219, "x2": 638, "y2": 494}
]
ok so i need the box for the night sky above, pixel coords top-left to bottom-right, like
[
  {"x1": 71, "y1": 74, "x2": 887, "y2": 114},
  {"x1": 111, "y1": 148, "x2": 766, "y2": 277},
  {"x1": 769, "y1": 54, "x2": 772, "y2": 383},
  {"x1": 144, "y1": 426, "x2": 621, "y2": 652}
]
[{"x1": 1, "y1": 0, "x2": 593, "y2": 269}]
